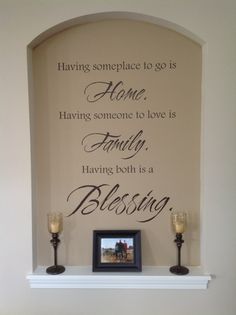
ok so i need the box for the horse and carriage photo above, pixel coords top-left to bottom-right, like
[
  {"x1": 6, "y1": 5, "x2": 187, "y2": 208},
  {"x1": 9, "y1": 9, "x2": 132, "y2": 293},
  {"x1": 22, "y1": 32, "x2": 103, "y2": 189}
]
[{"x1": 101, "y1": 238, "x2": 134, "y2": 263}]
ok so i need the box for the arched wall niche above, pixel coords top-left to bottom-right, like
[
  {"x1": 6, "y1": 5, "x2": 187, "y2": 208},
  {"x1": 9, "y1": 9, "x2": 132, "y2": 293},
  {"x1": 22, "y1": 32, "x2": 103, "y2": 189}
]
[
  {"x1": 28, "y1": 12, "x2": 203, "y2": 270},
  {"x1": 28, "y1": 11, "x2": 204, "y2": 48}
]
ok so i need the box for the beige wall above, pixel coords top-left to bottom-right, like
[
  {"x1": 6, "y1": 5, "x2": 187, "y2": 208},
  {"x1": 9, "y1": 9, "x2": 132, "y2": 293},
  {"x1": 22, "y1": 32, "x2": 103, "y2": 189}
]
[
  {"x1": 32, "y1": 19, "x2": 201, "y2": 267},
  {"x1": 0, "y1": 1, "x2": 236, "y2": 315}
]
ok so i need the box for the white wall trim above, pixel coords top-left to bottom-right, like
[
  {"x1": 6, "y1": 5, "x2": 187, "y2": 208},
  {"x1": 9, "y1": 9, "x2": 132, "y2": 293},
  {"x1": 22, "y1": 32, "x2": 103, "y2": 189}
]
[{"x1": 27, "y1": 266, "x2": 211, "y2": 289}]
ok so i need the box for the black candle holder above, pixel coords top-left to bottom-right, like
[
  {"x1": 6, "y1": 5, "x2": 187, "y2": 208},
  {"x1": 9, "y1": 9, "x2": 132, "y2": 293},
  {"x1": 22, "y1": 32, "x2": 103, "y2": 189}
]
[
  {"x1": 169, "y1": 233, "x2": 189, "y2": 275},
  {"x1": 46, "y1": 232, "x2": 65, "y2": 275}
]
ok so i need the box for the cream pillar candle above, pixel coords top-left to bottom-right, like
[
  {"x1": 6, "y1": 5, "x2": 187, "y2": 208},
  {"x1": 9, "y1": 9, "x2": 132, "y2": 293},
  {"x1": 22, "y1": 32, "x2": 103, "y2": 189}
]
[
  {"x1": 50, "y1": 221, "x2": 60, "y2": 233},
  {"x1": 175, "y1": 222, "x2": 185, "y2": 233}
]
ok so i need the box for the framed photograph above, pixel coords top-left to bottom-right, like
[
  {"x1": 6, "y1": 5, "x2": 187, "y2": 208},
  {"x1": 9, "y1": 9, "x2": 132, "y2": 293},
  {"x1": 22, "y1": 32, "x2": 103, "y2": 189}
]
[{"x1": 93, "y1": 230, "x2": 142, "y2": 272}]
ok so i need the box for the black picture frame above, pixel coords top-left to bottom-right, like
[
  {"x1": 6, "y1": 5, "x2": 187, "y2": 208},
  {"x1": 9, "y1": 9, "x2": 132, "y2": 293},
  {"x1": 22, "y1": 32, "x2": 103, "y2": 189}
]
[{"x1": 93, "y1": 230, "x2": 142, "y2": 272}]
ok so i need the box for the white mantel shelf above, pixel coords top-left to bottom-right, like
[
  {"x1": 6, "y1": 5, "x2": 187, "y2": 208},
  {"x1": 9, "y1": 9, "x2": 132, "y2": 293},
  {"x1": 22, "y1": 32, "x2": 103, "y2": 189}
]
[{"x1": 27, "y1": 266, "x2": 211, "y2": 289}]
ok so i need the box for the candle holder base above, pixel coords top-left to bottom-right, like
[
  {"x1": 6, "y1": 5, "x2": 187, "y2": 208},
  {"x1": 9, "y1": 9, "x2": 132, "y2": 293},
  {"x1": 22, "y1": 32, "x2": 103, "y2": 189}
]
[
  {"x1": 46, "y1": 265, "x2": 65, "y2": 275},
  {"x1": 169, "y1": 265, "x2": 189, "y2": 275}
]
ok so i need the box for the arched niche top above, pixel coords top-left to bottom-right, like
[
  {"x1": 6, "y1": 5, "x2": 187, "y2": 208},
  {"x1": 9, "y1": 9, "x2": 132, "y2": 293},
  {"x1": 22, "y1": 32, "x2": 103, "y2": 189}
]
[{"x1": 28, "y1": 11, "x2": 204, "y2": 49}]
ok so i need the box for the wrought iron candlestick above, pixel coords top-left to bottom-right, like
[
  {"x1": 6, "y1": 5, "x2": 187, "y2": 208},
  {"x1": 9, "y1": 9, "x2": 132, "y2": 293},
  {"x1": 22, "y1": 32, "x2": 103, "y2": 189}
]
[
  {"x1": 169, "y1": 212, "x2": 189, "y2": 275},
  {"x1": 46, "y1": 212, "x2": 65, "y2": 275}
]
